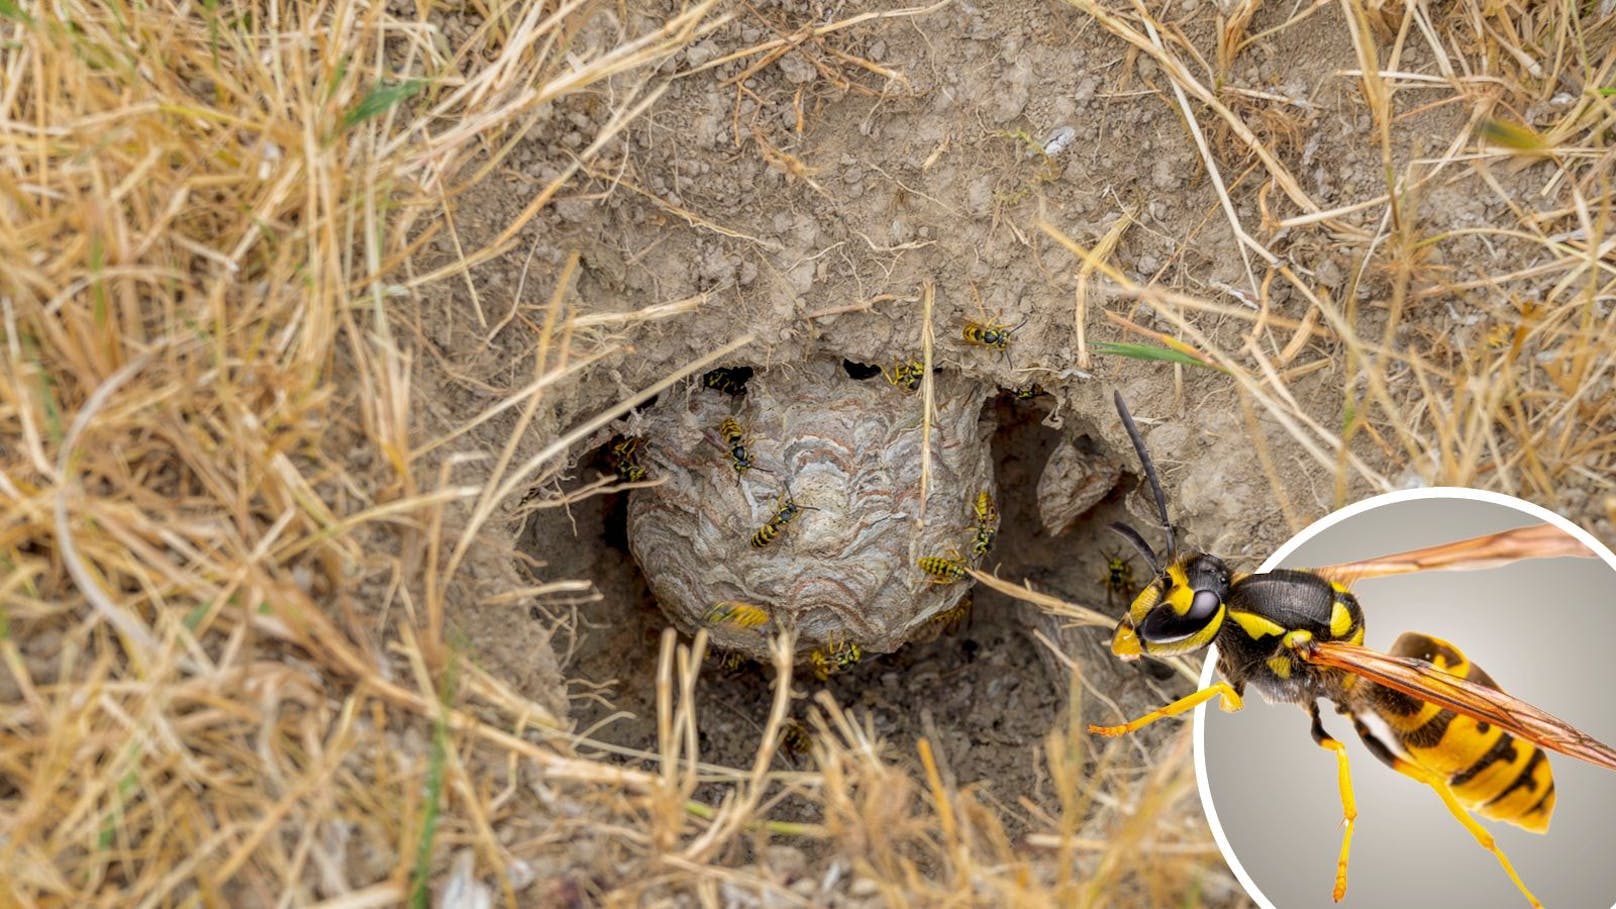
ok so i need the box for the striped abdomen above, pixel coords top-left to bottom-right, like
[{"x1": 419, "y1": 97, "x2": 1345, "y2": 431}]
[{"x1": 1364, "y1": 633, "x2": 1555, "y2": 832}]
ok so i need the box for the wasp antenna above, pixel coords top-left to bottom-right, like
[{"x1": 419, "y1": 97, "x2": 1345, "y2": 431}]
[
  {"x1": 1112, "y1": 391, "x2": 1176, "y2": 559},
  {"x1": 1108, "y1": 522, "x2": 1161, "y2": 577}
]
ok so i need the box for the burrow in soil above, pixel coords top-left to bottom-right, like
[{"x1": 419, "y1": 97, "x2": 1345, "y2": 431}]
[{"x1": 518, "y1": 376, "x2": 1198, "y2": 827}]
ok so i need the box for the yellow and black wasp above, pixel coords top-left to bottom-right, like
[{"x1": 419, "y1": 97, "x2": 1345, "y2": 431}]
[
  {"x1": 883, "y1": 359, "x2": 924, "y2": 393},
  {"x1": 709, "y1": 649, "x2": 751, "y2": 673},
  {"x1": 1090, "y1": 391, "x2": 1615, "y2": 907},
  {"x1": 917, "y1": 552, "x2": 968, "y2": 585},
  {"x1": 716, "y1": 417, "x2": 768, "y2": 476},
  {"x1": 962, "y1": 318, "x2": 1023, "y2": 353},
  {"x1": 912, "y1": 594, "x2": 973, "y2": 644},
  {"x1": 1100, "y1": 551, "x2": 1136, "y2": 608},
  {"x1": 961, "y1": 282, "x2": 1025, "y2": 367},
  {"x1": 750, "y1": 488, "x2": 812, "y2": 549},
  {"x1": 703, "y1": 601, "x2": 771, "y2": 630},
  {"x1": 606, "y1": 435, "x2": 648, "y2": 483},
  {"x1": 778, "y1": 718, "x2": 813, "y2": 757},
  {"x1": 701, "y1": 365, "x2": 754, "y2": 397},
  {"x1": 809, "y1": 637, "x2": 862, "y2": 680},
  {"x1": 970, "y1": 490, "x2": 998, "y2": 561}
]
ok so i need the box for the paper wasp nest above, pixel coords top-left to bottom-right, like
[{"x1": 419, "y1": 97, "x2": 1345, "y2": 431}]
[{"x1": 626, "y1": 356, "x2": 995, "y2": 662}]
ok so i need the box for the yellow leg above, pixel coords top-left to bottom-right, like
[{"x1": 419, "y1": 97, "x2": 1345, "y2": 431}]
[
  {"x1": 1309, "y1": 705, "x2": 1356, "y2": 902},
  {"x1": 1411, "y1": 765, "x2": 1541, "y2": 908},
  {"x1": 1351, "y1": 719, "x2": 1542, "y2": 909},
  {"x1": 1088, "y1": 681, "x2": 1244, "y2": 737}
]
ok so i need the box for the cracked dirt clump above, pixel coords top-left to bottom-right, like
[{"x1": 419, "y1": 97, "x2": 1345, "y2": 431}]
[{"x1": 626, "y1": 355, "x2": 994, "y2": 660}]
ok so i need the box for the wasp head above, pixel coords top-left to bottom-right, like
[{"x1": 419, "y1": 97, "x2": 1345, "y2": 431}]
[{"x1": 1108, "y1": 552, "x2": 1230, "y2": 659}]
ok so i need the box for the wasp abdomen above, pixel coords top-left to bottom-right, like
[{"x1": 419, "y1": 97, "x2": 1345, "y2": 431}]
[{"x1": 1365, "y1": 633, "x2": 1556, "y2": 833}]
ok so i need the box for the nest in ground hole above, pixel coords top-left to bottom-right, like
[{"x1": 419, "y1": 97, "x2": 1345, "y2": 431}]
[{"x1": 626, "y1": 356, "x2": 995, "y2": 661}]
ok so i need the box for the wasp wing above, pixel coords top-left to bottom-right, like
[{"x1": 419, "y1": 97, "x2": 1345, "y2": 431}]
[
  {"x1": 1305, "y1": 639, "x2": 1616, "y2": 773},
  {"x1": 1311, "y1": 523, "x2": 1594, "y2": 586}
]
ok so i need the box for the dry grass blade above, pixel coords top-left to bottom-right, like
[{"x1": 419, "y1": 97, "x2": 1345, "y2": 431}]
[
  {"x1": 968, "y1": 568, "x2": 1114, "y2": 631},
  {"x1": 9, "y1": 0, "x2": 1614, "y2": 906},
  {"x1": 0, "y1": 1, "x2": 732, "y2": 904},
  {"x1": 1038, "y1": 218, "x2": 1395, "y2": 492},
  {"x1": 1062, "y1": 0, "x2": 1324, "y2": 220}
]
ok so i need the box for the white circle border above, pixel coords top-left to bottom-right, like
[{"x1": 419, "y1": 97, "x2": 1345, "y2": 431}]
[{"x1": 1189, "y1": 486, "x2": 1616, "y2": 909}]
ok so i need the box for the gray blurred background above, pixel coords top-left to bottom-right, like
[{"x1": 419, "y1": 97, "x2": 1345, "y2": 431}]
[{"x1": 1196, "y1": 494, "x2": 1616, "y2": 909}]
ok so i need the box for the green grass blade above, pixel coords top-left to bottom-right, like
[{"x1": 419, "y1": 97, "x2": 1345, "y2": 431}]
[
  {"x1": 1090, "y1": 341, "x2": 1219, "y2": 370},
  {"x1": 343, "y1": 79, "x2": 424, "y2": 131}
]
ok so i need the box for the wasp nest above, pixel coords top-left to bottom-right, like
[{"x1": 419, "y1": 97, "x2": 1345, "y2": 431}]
[{"x1": 626, "y1": 356, "x2": 995, "y2": 663}]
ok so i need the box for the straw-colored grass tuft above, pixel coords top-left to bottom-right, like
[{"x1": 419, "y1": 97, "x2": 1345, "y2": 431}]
[
  {"x1": 1056, "y1": 0, "x2": 1616, "y2": 534},
  {"x1": 5, "y1": 0, "x2": 1609, "y2": 906},
  {"x1": 0, "y1": 1, "x2": 725, "y2": 904}
]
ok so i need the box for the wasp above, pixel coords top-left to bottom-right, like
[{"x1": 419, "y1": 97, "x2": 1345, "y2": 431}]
[
  {"x1": 1101, "y1": 551, "x2": 1136, "y2": 608},
  {"x1": 963, "y1": 312, "x2": 1025, "y2": 369},
  {"x1": 710, "y1": 649, "x2": 751, "y2": 673},
  {"x1": 779, "y1": 719, "x2": 813, "y2": 757},
  {"x1": 809, "y1": 637, "x2": 862, "y2": 681},
  {"x1": 962, "y1": 319, "x2": 1022, "y2": 352},
  {"x1": 883, "y1": 359, "x2": 924, "y2": 393},
  {"x1": 716, "y1": 417, "x2": 766, "y2": 475},
  {"x1": 701, "y1": 365, "x2": 754, "y2": 397},
  {"x1": 1090, "y1": 391, "x2": 1614, "y2": 907},
  {"x1": 606, "y1": 435, "x2": 647, "y2": 483},
  {"x1": 918, "y1": 553, "x2": 968, "y2": 585},
  {"x1": 703, "y1": 601, "x2": 771, "y2": 630},
  {"x1": 970, "y1": 490, "x2": 998, "y2": 561},
  {"x1": 913, "y1": 594, "x2": 973, "y2": 643},
  {"x1": 751, "y1": 489, "x2": 811, "y2": 549}
]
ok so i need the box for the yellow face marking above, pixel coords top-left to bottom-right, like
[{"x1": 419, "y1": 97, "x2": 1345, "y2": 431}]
[
  {"x1": 1110, "y1": 622, "x2": 1143, "y2": 659},
  {"x1": 1162, "y1": 582, "x2": 1199, "y2": 615},
  {"x1": 1125, "y1": 573, "x2": 1170, "y2": 625}
]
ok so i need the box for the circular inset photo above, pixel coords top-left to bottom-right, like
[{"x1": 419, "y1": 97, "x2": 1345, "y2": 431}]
[{"x1": 1194, "y1": 489, "x2": 1616, "y2": 909}]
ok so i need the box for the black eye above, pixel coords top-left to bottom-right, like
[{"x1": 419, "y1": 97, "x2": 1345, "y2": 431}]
[{"x1": 1137, "y1": 590, "x2": 1224, "y2": 645}]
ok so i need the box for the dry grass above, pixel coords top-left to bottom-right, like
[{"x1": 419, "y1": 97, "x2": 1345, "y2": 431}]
[
  {"x1": 0, "y1": 1, "x2": 1211, "y2": 906},
  {"x1": 1056, "y1": 0, "x2": 1616, "y2": 534},
  {"x1": 0, "y1": 1, "x2": 728, "y2": 904},
  {"x1": 3, "y1": 0, "x2": 1612, "y2": 907}
]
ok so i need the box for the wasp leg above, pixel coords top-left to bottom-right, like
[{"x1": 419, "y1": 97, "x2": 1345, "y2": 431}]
[
  {"x1": 1308, "y1": 702, "x2": 1357, "y2": 902},
  {"x1": 1349, "y1": 718, "x2": 1543, "y2": 909},
  {"x1": 1088, "y1": 681, "x2": 1244, "y2": 737}
]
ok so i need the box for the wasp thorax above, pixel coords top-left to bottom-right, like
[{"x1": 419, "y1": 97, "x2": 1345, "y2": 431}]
[{"x1": 625, "y1": 356, "x2": 994, "y2": 661}]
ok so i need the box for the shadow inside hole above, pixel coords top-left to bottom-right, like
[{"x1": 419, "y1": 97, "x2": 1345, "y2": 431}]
[{"x1": 841, "y1": 358, "x2": 882, "y2": 380}]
